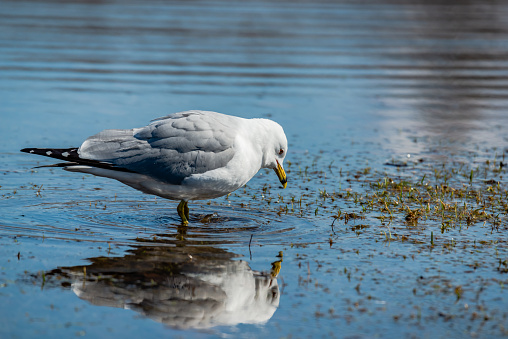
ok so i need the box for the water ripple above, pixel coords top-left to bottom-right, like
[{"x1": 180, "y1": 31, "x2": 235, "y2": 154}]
[{"x1": 2, "y1": 199, "x2": 313, "y2": 247}]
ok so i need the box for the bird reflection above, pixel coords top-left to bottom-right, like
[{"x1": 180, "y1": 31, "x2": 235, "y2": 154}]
[{"x1": 43, "y1": 244, "x2": 282, "y2": 329}]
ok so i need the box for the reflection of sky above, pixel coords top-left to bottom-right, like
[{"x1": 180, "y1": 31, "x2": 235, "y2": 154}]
[
  {"x1": 372, "y1": 2, "x2": 508, "y2": 157},
  {"x1": 1, "y1": 1, "x2": 508, "y2": 158}
]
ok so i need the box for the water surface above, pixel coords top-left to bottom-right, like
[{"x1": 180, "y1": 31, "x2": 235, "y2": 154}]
[{"x1": 1, "y1": 0, "x2": 507, "y2": 338}]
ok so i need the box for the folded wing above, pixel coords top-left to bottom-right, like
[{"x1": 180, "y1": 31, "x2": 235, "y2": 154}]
[{"x1": 78, "y1": 111, "x2": 237, "y2": 185}]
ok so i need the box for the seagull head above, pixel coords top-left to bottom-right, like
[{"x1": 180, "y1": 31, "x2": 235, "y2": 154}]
[{"x1": 257, "y1": 119, "x2": 287, "y2": 189}]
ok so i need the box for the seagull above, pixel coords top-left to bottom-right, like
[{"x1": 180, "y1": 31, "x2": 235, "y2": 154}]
[{"x1": 21, "y1": 110, "x2": 288, "y2": 225}]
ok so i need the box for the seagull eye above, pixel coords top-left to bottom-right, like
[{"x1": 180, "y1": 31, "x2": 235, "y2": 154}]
[{"x1": 278, "y1": 148, "x2": 284, "y2": 155}]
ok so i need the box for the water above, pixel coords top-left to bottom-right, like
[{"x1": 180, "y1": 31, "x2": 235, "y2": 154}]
[{"x1": 1, "y1": 0, "x2": 508, "y2": 338}]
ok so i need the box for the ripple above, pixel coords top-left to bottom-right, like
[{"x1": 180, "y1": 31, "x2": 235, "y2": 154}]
[{"x1": 2, "y1": 199, "x2": 313, "y2": 247}]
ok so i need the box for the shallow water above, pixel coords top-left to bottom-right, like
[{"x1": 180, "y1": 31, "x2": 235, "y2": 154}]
[{"x1": 1, "y1": 0, "x2": 508, "y2": 338}]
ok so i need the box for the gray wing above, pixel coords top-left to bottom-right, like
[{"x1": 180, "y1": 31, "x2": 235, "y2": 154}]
[{"x1": 78, "y1": 111, "x2": 237, "y2": 185}]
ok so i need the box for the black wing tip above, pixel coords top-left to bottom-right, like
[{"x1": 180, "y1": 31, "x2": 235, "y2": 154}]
[
  {"x1": 20, "y1": 148, "x2": 35, "y2": 153},
  {"x1": 20, "y1": 147, "x2": 82, "y2": 164},
  {"x1": 21, "y1": 147, "x2": 136, "y2": 174},
  {"x1": 34, "y1": 162, "x2": 79, "y2": 169},
  {"x1": 20, "y1": 147, "x2": 79, "y2": 155}
]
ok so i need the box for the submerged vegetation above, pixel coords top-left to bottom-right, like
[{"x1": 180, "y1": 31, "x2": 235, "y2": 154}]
[{"x1": 229, "y1": 149, "x2": 507, "y2": 253}]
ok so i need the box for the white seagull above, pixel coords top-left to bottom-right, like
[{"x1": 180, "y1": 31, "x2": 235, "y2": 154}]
[{"x1": 21, "y1": 110, "x2": 288, "y2": 224}]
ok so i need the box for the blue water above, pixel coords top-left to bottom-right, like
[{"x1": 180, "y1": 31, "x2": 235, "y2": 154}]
[{"x1": 1, "y1": 1, "x2": 508, "y2": 338}]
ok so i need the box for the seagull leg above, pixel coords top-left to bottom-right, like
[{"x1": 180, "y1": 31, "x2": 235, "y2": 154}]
[
  {"x1": 177, "y1": 200, "x2": 189, "y2": 225},
  {"x1": 184, "y1": 201, "x2": 190, "y2": 220}
]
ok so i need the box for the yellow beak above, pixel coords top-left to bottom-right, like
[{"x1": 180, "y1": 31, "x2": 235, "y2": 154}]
[{"x1": 274, "y1": 160, "x2": 287, "y2": 189}]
